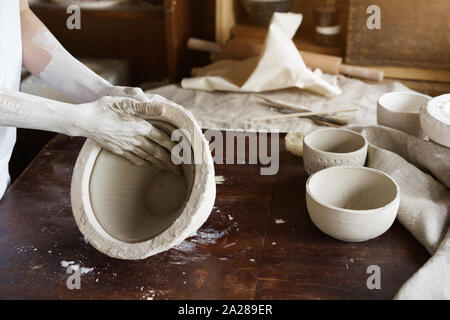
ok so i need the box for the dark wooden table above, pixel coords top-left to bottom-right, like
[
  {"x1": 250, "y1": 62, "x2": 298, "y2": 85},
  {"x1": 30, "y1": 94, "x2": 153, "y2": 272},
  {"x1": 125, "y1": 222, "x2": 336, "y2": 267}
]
[{"x1": 0, "y1": 133, "x2": 429, "y2": 300}]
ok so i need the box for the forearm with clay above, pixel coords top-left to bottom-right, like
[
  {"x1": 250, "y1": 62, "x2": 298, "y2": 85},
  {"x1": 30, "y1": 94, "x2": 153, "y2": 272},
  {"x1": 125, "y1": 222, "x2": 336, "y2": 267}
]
[
  {"x1": 0, "y1": 87, "x2": 82, "y2": 136},
  {"x1": 0, "y1": 87, "x2": 181, "y2": 174},
  {"x1": 15, "y1": 5, "x2": 180, "y2": 173}
]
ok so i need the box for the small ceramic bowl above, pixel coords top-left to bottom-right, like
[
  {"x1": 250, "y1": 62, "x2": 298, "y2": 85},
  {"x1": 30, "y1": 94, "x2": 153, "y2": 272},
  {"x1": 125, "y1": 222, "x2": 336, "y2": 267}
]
[
  {"x1": 377, "y1": 91, "x2": 431, "y2": 136},
  {"x1": 303, "y1": 128, "x2": 368, "y2": 176},
  {"x1": 306, "y1": 166, "x2": 400, "y2": 242},
  {"x1": 420, "y1": 93, "x2": 450, "y2": 148}
]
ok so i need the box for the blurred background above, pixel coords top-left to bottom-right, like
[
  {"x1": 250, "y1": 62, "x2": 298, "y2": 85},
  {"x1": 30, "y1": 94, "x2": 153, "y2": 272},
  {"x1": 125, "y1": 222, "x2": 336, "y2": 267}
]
[{"x1": 14, "y1": 0, "x2": 449, "y2": 180}]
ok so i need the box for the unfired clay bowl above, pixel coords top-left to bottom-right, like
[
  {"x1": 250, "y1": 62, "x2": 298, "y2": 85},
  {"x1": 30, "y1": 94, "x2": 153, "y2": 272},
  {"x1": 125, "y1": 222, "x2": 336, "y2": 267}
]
[
  {"x1": 420, "y1": 93, "x2": 450, "y2": 148},
  {"x1": 377, "y1": 91, "x2": 431, "y2": 136},
  {"x1": 303, "y1": 128, "x2": 368, "y2": 175},
  {"x1": 71, "y1": 99, "x2": 216, "y2": 260},
  {"x1": 306, "y1": 166, "x2": 400, "y2": 242}
]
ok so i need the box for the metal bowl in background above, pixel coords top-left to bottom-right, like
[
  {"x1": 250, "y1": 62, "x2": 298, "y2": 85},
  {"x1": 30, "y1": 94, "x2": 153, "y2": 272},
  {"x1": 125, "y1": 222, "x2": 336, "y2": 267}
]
[{"x1": 241, "y1": 0, "x2": 292, "y2": 27}]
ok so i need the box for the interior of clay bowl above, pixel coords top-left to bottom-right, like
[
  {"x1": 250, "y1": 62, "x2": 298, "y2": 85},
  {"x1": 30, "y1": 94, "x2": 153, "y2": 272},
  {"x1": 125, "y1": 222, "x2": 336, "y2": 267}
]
[
  {"x1": 88, "y1": 121, "x2": 194, "y2": 243},
  {"x1": 308, "y1": 167, "x2": 398, "y2": 211},
  {"x1": 304, "y1": 129, "x2": 366, "y2": 154},
  {"x1": 379, "y1": 92, "x2": 430, "y2": 113}
]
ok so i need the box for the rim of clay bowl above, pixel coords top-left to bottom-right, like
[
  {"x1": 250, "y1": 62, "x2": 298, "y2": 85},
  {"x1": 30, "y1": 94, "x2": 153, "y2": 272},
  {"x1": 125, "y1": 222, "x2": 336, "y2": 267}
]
[
  {"x1": 420, "y1": 93, "x2": 450, "y2": 122},
  {"x1": 70, "y1": 98, "x2": 216, "y2": 260},
  {"x1": 306, "y1": 166, "x2": 400, "y2": 215},
  {"x1": 422, "y1": 93, "x2": 450, "y2": 112},
  {"x1": 303, "y1": 128, "x2": 368, "y2": 156},
  {"x1": 378, "y1": 91, "x2": 431, "y2": 114}
]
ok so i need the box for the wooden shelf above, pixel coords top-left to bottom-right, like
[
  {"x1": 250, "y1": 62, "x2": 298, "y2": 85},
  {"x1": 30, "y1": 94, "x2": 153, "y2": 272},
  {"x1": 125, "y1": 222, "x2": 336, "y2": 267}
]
[
  {"x1": 215, "y1": 0, "x2": 347, "y2": 58},
  {"x1": 30, "y1": 0, "x2": 167, "y2": 85},
  {"x1": 230, "y1": 23, "x2": 344, "y2": 57}
]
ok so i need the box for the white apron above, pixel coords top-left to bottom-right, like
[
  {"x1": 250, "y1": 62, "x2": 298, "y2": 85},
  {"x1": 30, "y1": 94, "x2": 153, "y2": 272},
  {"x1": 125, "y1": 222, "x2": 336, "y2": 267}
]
[{"x1": 0, "y1": 1, "x2": 22, "y2": 199}]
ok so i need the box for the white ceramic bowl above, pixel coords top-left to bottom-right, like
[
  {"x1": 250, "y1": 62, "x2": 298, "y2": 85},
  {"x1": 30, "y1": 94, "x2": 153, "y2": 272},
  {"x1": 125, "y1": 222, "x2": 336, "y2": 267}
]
[
  {"x1": 303, "y1": 128, "x2": 368, "y2": 176},
  {"x1": 420, "y1": 93, "x2": 450, "y2": 148},
  {"x1": 377, "y1": 91, "x2": 431, "y2": 136},
  {"x1": 71, "y1": 98, "x2": 216, "y2": 260},
  {"x1": 306, "y1": 166, "x2": 400, "y2": 242}
]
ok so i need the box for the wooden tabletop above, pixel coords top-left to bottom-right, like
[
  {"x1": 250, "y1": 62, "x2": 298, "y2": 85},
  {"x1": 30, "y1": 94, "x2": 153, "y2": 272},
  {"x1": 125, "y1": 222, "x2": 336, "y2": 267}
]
[{"x1": 0, "y1": 133, "x2": 429, "y2": 300}]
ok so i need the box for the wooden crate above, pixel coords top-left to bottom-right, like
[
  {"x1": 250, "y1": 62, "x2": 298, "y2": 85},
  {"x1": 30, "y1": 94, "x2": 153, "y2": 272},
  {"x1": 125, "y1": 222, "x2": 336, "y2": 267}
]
[
  {"x1": 215, "y1": 0, "x2": 350, "y2": 57},
  {"x1": 346, "y1": 0, "x2": 450, "y2": 70}
]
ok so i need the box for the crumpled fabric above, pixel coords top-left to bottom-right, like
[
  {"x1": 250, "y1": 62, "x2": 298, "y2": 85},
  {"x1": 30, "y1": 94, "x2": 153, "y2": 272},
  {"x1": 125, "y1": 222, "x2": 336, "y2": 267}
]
[{"x1": 351, "y1": 126, "x2": 450, "y2": 300}]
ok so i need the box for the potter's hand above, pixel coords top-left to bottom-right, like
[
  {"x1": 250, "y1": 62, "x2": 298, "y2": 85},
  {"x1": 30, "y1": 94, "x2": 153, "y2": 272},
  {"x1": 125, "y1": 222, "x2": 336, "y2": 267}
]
[
  {"x1": 78, "y1": 96, "x2": 181, "y2": 174},
  {"x1": 103, "y1": 86, "x2": 150, "y2": 102}
]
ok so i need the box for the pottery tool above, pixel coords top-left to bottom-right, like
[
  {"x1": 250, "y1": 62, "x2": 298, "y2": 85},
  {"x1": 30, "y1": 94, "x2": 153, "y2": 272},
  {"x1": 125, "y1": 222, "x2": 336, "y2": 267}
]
[
  {"x1": 251, "y1": 108, "x2": 358, "y2": 122},
  {"x1": 277, "y1": 110, "x2": 342, "y2": 127},
  {"x1": 311, "y1": 119, "x2": 341, "y2": 128},
  {"x1": 187, "y1": 37, "x2": 384, "y2": 81},
  {"x1": 254, "y1": 95, "x2": 349, "y2": 127}
]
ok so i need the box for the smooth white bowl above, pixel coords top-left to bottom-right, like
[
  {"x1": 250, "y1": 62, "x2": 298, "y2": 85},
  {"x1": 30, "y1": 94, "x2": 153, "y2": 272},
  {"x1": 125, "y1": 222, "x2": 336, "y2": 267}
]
[
  {"x1": 420, "y1": 93, "x2": 450, "y2": 148},
  {"x1": 306, "y1": 166, "x2": 400, "y2": 242},
  {"x1": 377, "y1": 91, "x2": 431, "y2": 136},
  {"x1": 303, "y1": 128, "x2": 368, "y2": 176}
]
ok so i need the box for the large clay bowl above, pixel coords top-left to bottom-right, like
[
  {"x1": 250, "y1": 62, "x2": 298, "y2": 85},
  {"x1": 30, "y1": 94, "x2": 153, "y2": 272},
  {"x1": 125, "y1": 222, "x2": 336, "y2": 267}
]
[{"x1": 71, "y1": 98, "x2": 215, "y2": 260}]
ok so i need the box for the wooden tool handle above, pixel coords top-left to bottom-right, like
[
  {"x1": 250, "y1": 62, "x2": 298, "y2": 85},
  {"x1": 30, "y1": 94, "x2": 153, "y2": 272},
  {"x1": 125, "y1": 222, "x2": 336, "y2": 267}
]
[
  {"x1": 187, "y1": 37, "x2": 384, "y2": 81},
  {"x1": 299, "y1": 51, "x2": 342, "y2": 75},
  {"x1": 187, "y1": 38, "x2": 224, "y2": 54},
  {"x1": 339, "y1": 64, "x2": 384, "y2": 81}
]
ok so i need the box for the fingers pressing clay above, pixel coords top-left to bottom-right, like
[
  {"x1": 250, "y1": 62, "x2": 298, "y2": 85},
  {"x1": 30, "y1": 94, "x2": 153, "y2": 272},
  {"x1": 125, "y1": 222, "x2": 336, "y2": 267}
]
[
  {"x1": 136, "y1": 137, "x2": 182, "y2": 175},
  {"x1": 106, "y1": 86, "x2": 150, "y2": 103},
  {"x1": 76, "y1": 95, "x2": 182, "y2": 173},
  {"x1": 142, "y1": 121, "x2": 178, "y2": 152},
  {"x1": 121, "y1": 151, "x2": 147, "y2": 168},
  {"x1": 107, "y1": 98, "x2": 166, "y2": 119},
  {"x1": 138, "y1": 102, "x2": 165, "y2": 117},
  {"x1": 130, "y1": 147, "x2": 167, "y2": 170}
]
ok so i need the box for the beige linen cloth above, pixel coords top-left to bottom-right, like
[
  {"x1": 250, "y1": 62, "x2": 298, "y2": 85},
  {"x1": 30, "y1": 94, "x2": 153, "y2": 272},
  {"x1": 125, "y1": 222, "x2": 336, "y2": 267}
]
[
  {"x1": 181, "y1": 12, "x2": 342, "y2": 97},
  {"x1": 353, "y1": 126, "x2": 450, "y2": 300},
  {"x1": 150, "y1": 79, "x2": 450, "y2": 299}
]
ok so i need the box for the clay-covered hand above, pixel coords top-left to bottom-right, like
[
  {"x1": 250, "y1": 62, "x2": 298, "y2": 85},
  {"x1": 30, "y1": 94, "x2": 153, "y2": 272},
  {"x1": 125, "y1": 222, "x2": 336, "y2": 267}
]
[
  {"x1": 77, "y1": 96, "x2": 181, "y2": 174},
  {"x1": 101, "y1": 87, "x2": 180, "y2": 114},
  {"x1": 102, "y1": 86, "x2": 150, "y2": 102}
]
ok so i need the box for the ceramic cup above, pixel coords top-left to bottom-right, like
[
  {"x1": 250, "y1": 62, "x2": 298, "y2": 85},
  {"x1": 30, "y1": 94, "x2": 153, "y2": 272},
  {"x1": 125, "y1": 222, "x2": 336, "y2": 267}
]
[
  {"x1": 303, "y1": 128, "x2": 368, "y2": 176},
  {"x1": 377, "y1": 91, "x2": 431, "y2": 136},
  {"x1": 306, "y1": 166, "x2": 400, "y2": 242}
]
